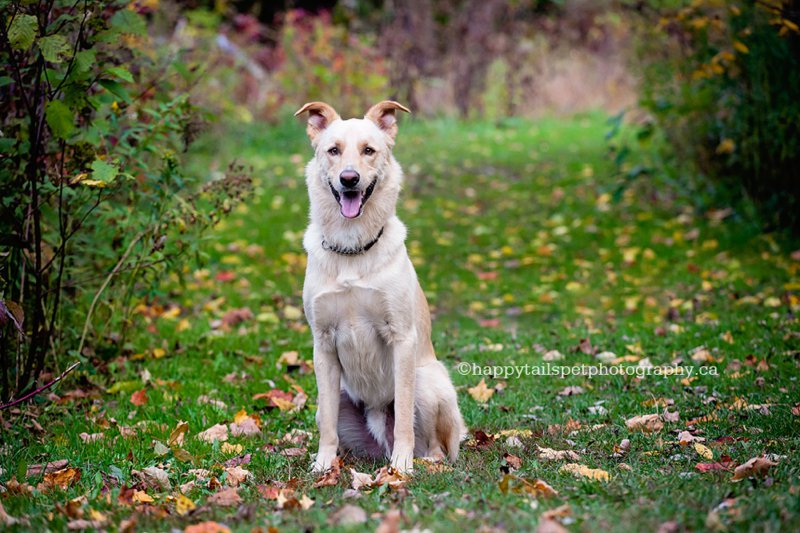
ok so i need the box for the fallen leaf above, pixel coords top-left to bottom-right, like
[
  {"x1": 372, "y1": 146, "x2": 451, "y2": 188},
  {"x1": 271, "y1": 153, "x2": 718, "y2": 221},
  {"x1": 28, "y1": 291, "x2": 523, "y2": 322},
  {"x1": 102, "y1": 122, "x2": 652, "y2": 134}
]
[
  {"x1": 558, "y1": 386, "x2": 584, "y2": 396},
  {"x1": 732, "y1": 456, "x2": 778, "y2": 481},
  {"x1": 625, "y1": 414, "x2": 664, "y2": 433},
  {"x1": 694, "y1": 443, "x2": 713, "y2": 460},
  {"x1": 207, "y1": 487, "x2": 242, "y2": 507},
  {"x1": 328, "y1": 504, "x2": 367, "y2": 526},
  {"x1": 197, "y1": 423, "x2": 229, "y2": 443},
  {"x1": 0, "y1": 502, "x2": 18, "y2": 526},
  {"x1": 376, "y1": 509, "x2": 402, "y2": 533},
  {"x1": 313, "y1": 456, "x2": 342, "y2": 488},
  {"x1": 130, "y1": 389, "x2": 148, "y2": 406},
  {"x1": 220, "y1": 443, "x2": 243, "y2": 455},
  {"x1": 136, "y1": 466, "x2": 171, "y2": 491},
  {"x1": 498, "y1": 474, "x2": 559, "y2": 497},
  {"x1": 79, "y1": 432, "x2": 104, "y2": 444},
  {"x1": 224, "y1": 466, "x2": 251, "y2": 487},
  {"x1": 537, "y1": 446, "x2": 581, "y2": 461},
  {"x1": 27, "y1": 460, "x2": 69, "y2": 477},
  {"x1": 175, "y1": 494, "x2": 196, "y2": 515},
  {"x1": 350, "y1": 469, "x2": 374, "y2": 491},
  {"x1": 132, "y1": 490, "x2": 154, "y2": 504},
  {"x1": 184, "y1": 522, "x2": 231, "y2": 533},
  {"x1": 501, "y1": 453, "x2": 523, "y2": 472},
  {"x1": 537, "y1": 518, "x2": 569, "y2": 533},
  {"x1": 467, "y1": 378, "x2": 494, "y2": 403},
  {"x1": 169, "y1": 421, "x2": 189, "y2": 447},
  {"x1": 560, "y1": 463, "x2": 610, "y2": 482},
  {"x1": 229, "y1": 418, "x2": 261, "y2": 438},
  {"x1": 42, "y1": 467, "x2": 81, "y2": 490}
]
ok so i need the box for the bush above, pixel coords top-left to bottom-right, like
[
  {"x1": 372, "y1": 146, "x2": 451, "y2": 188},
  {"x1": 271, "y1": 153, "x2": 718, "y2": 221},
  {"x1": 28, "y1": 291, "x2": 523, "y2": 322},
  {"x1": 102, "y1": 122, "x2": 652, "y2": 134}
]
[
  {"x1": 0, "y1": 0, "x2": 251, "y2": 402},
  {"x1": 634, "y1": 0, "x2": 800, "y2": 230}
]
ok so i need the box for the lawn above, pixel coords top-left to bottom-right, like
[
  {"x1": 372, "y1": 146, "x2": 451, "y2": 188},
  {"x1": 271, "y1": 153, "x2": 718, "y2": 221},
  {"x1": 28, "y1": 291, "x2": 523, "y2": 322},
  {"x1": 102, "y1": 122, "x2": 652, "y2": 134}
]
[{"x1": 1, "y1": 113, "x2": 799, "y2": 532}]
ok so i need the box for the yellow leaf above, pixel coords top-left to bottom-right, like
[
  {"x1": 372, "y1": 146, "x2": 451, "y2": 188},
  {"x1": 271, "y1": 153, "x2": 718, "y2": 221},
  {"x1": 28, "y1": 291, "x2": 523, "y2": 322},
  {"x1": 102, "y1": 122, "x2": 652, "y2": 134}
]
[
  {"x1": 221, "y1": 443, "x2": 243, "y2": 455},
  {"x1": 132, "y1": 490, "x2": 154, "y2": 504},
  {"x1": 716, "y1": 138, "x2": 735, "y2": 154},
  {"x1": 560, "y1": 463, "x2": 610, "y2": 482},
  {"x1": 175, "y1": 494, "x2": 196, "y2": 515},
  {"x1": 733, "y1": 40, "x2": 749, "y2": 54},
  {"x1": 694, "y1": 443, "x2": 713, "y2": 459},
  {"x1": 467, "y1": 379, "x2": 494, "y2": 403}
]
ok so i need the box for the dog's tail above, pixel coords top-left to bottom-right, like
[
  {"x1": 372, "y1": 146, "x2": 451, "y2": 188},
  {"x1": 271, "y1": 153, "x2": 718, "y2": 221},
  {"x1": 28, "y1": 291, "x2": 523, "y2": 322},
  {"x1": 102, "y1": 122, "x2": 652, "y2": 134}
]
[{"x1": 436, "y1": 394, "x2": 467, "y2": 462}]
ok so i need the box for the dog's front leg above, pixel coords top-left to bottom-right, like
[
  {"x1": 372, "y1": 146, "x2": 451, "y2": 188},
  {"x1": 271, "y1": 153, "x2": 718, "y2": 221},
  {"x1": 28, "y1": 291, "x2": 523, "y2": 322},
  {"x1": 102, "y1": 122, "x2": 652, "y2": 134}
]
[
  {"x1": 311, "y1": 340, "x2": 341, "y2": 473},
  {"x1": 391, "y1": 336, "x2": 417, "y2": 473}
]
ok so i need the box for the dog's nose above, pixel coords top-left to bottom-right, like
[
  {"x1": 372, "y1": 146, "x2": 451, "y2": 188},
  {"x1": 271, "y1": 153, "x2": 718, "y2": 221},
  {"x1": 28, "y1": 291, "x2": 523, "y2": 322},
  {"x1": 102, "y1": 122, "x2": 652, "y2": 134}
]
[{"x1": 339, "y1": 169, "x2": 360, "y2": 188}]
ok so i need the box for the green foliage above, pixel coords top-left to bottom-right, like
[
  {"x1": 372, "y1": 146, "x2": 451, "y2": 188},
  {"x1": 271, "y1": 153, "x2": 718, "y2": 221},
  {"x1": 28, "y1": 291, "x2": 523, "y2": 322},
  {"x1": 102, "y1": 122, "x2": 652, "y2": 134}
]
[
  {"x1": 0, "y1": 0, "x2": 251, "y2": 402},
  {"x1": 634, "y1": 0, "x2": 800, "y2": 230}
]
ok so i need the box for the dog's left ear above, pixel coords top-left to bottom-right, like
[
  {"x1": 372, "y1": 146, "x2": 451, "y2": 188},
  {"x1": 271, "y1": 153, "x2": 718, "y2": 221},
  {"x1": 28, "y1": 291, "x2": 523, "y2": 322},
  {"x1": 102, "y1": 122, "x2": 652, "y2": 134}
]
[
  {"x1": 294, "y1": 102, "x2": 341, "y2": 145},
  {"x1": 365, "y1": 101, "x2": 411, "y2": 141}
]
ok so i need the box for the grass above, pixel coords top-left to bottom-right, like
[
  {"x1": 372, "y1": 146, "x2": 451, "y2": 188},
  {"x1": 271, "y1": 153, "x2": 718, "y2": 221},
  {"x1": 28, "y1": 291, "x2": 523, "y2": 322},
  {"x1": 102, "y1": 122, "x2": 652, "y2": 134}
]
[{"x1": 1, "y1": 113, "x2": 799, "y2": 532}]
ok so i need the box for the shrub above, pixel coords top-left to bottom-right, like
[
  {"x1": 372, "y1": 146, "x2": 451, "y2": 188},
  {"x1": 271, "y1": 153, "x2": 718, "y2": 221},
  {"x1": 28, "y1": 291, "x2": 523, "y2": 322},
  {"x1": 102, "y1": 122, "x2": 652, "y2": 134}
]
[
  {"x1": 0, "y1": 0, "x2": 251, "y2": 402},
  {"x1": 634, "y1": 0, "x2": 800, "y2": 230}
]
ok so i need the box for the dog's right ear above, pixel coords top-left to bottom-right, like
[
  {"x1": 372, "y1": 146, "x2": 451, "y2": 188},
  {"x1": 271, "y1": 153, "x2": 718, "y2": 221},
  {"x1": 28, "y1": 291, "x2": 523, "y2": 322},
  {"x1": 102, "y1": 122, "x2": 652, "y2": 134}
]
[{"x1": 294, "y1": 102, "x2": 340, "y2": 145}]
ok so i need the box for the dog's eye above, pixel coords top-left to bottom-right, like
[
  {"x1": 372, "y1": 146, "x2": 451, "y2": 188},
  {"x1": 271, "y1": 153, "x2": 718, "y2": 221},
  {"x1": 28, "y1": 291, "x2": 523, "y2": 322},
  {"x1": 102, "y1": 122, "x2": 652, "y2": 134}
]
[
  {"x1": 363, "y1": 147, "x2": 375, "y2": 156},
  {"x1": 327, "y1": 147, "x2": 339, "y2": 156}
]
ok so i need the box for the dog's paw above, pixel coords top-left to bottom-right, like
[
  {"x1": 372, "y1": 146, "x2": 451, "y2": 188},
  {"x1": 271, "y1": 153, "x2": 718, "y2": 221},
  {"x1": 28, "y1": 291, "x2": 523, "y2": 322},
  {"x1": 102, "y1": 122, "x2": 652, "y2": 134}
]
[
  {"x1": 390, "y1": 450, "x2": 414, "y2": 474},
  {"x1": 311, "y1": 450, "x2": 337, "y2": 474}
]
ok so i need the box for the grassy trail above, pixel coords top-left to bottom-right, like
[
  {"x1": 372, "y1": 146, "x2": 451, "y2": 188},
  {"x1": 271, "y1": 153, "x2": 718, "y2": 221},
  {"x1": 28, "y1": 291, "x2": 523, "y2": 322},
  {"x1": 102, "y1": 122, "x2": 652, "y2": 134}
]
[{"x1": 1, "y1": 114, "x2": 799, "y2": 532}]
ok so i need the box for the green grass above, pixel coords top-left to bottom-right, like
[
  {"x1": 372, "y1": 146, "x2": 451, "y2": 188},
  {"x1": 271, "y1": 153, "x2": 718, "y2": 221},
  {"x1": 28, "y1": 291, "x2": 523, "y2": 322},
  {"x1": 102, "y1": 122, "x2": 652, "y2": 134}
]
[{"x1": 2, "y1": 113, "x2": 799, "y2": 532}]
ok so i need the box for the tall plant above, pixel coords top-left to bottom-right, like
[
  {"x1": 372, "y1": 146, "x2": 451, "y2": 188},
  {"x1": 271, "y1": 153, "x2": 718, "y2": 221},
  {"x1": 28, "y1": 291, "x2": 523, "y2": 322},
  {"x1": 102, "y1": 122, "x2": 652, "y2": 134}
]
[{"x1": 0, "y1": 0, "x2": 251, "y2": 402}]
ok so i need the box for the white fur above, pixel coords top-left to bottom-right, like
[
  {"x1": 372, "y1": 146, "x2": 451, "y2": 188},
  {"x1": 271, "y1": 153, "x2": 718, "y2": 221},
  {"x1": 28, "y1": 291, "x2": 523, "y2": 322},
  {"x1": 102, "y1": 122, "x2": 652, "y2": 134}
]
[{"x1": 297, "y1": 101, "x2": 467, "y2": 474}]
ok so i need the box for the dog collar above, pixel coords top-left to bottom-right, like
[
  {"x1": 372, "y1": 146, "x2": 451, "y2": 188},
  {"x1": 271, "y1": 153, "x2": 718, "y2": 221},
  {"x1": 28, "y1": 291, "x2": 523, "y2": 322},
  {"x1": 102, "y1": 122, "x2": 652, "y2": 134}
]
[{"x1": 322, "y1": 227, "x2": 384, "y2": 255}]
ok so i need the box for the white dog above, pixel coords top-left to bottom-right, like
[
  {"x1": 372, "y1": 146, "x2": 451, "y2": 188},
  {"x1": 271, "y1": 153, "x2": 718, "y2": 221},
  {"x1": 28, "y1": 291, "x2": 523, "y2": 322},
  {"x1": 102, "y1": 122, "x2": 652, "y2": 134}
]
[{"x1": 295, "y1": 100, "x2": 466, "y2": 473}]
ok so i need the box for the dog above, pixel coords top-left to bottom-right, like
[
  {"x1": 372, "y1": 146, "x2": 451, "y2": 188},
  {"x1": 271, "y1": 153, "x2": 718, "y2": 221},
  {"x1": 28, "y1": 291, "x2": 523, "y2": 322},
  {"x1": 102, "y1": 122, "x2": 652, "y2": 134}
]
[{"x1": 294, "y1": 100, "x2": 466, "y2": 474}]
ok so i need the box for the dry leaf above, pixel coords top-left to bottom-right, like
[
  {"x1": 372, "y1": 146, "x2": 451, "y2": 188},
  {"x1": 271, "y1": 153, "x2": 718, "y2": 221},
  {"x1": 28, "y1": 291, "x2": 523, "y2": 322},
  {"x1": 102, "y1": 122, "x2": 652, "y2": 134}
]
[
  {"x1": 677, "y1": 431, "x2": 705, "y2": 445},
  {"x1": 498, "y1": 474, "x2": 559, "y2": 498},
  {"x1": 350, "y1": 469, "x2": 374, "y2": 491},
  {"x1": 313, "y1": 456, "x2": 342, "y2": 488},
  {"x1": 26, "y1": 460, "x2": 68, "y2": 477},
  {"x1": 537, "y1": 518, "x2": 569, "y2": 533},
  {"x1": 130, "y1": 389, "x2": 148, "y2": 406},
  {"x1": 694, "y1": 443, "x2": 713, "y2": 460},
  {"x1": 169, "y1": 421, "x2": 189, "y2": 447},
  {"x1": 467, "y1": 378, "x2": 494, "y2": 403},
  {"x1": 79, "y1": 432, "x2": 104, "y2": 443},
  {"x1": 732, "y1": 456, "x2": 778, "y2": 481},
  {"x1": 558, "y1": 386, "x2": 584, "y2": 396},
  {"x1": 537, "y1": 446, "x2": 581, "y2": 461},
  {"x1": 229, "y1": 418, "x2": 261, "y2": 438},
  {"x1": 328, "y1": 504, "x2": 368, "y2": 526},
  {"x1": 221, "y1": 443, "x2": 243, "y2": 455},
  {"x1": 42, "y1": 467, "x2": 81, "y2": 490},
  {"x1": 132, "y1": 490, "x2": 154, "y2": 504},
  {"x1": 197, "y1": 423, "x2": 229, "y2": 443},
  {"x1": 184, "y1": 522, "x2": 231, "y2": 533},
  {"x1": 207, "y1": 487, "x2": 242, "y2": 507},
  {"x1": 625, "y1": 414, "x2": 664, "y2": 433},
  {"x1": 502, "y1": 453, "x2": 523, "y2": 472},
  {"x1": 137, "y1": 466, "x2": 171, "y2": 491},
  {"x1": 560, "y1": 463, "x2": 610, "y2": 482},
  {"x1": 224, "y1": 466, "x2": 251, "y2": 487},
  {"x1": 175, "y1": 494, "x2": 196, "y2": 515}
]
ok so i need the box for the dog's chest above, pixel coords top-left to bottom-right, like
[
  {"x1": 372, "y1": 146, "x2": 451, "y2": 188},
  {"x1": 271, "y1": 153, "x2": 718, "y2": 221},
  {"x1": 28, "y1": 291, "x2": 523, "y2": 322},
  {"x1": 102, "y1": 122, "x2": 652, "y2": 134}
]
[{"x1": 312, "y1": 282, "x2": 395, "y2": 407}]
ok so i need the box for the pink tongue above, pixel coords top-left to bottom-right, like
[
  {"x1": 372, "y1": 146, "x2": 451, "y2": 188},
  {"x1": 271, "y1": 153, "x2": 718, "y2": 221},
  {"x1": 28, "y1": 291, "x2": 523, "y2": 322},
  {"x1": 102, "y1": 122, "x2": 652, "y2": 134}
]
[{"x1": 340, "y1": 195, "x2": 362, "y2": 218}]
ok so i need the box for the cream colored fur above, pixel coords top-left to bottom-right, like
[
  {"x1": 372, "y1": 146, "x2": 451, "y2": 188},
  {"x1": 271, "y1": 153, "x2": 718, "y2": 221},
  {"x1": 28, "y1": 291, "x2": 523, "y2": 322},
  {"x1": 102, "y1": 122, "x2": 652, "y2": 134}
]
[{"x1": 295, "y1": 101, "x2": 467, "y2": 474}]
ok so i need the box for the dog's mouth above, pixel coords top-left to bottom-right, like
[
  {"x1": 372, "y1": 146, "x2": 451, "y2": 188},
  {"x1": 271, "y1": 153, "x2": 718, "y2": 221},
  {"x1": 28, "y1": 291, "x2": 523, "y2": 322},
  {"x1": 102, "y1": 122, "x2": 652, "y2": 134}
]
[{"x1": 329, "y1": 178, "x2": 377, "y2": 219}]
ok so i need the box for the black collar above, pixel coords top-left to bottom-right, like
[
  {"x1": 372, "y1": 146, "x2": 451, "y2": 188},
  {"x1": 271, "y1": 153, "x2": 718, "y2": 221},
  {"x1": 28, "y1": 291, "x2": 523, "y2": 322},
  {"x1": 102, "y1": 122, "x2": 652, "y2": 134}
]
[{"x1": 322, "y1": 227, "x2": 384, "y2": 255}]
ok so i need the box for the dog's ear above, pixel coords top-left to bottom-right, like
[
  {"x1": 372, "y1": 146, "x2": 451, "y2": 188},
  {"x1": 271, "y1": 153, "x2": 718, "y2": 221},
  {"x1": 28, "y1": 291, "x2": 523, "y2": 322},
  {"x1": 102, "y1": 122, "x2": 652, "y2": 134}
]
[
  {"x1": 294, "y1": 102, "x2": 340, "y2": 145},
  {"x1": 365, "y1": 101, "x2": 410, "y2": 141}
]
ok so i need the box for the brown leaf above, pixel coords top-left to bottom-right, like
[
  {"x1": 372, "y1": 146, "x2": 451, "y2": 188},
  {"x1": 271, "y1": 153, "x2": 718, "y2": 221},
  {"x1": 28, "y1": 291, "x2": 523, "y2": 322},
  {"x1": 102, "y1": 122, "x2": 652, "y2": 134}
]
[
  {"x1": 130, "y1": 389, "x2": 148, "y2": 406},
  {"x1": 328, "y1": 504, "x2": 368, "y2": 526},
  {"x1": 41, "y1": 467, "x2": 81, "y2": 490},
  {"x1": 313, "y1": 456, "x2": 342, "y2": 488},
  {"x1": 501, "y1": 453, "x2": 523, "y2": 472},
  {"x1": 498, "y1": 474, "x2": 559, "y2": 498},
  {"x1": 27, "y1": 459, "x2": 69, "y2": 477},
  {"x1": 134, "y1": 466, "x2": 171, "y2": 492},
  {"x1": 79, "y1": 432, "x2": 104, "y2": 443},
  {"x1": 224, "y1": 466, "x2": 251, "y2": 487},
  {"x1": 184, "y1": 522, "x2": 232, "y2": 533},
  {"x1": 229, "y1": 418, "x2": 261, "y2": 438},
  {"x1": 537, "y1": 518, "x2": 569, "y2": 533},
  {"x1": 207, "y1": 487, "x2": 242, "y2": 507},
  {"x1": 169, "y1": 421, "x2": 189, "y2": 447},
  {"x1": 558, "y1": 386, "x2": 584, "y2": 396},
  {"x1": 537, "y1": 446, "x2": 580, "y2": 461},
  {"x1": 220, "y1": 307, "x2": 253, "y2": 328},
  {"x1": 197, "y1": 423, "x2": 229, "y2": 443},
  {"x1": 625, "y1": 414, "x2": 664, "y2": 433},
  {"x1": 732, "y1": 456, "x2": 778, "y2": 481}
]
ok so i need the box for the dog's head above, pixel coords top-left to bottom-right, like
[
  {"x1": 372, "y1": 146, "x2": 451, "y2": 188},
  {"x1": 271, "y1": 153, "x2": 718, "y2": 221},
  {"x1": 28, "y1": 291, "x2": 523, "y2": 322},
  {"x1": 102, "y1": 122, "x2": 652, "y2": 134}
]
[{"x1": 295, "y1": 101, "x2": 410, "y2": 219}]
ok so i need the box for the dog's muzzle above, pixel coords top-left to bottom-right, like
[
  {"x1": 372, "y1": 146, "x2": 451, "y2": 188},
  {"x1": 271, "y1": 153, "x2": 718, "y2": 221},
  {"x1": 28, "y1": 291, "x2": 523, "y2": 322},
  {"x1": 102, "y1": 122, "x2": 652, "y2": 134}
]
[{"x1": 329, "y1": 176, "x2": 378, "y2": 219}]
